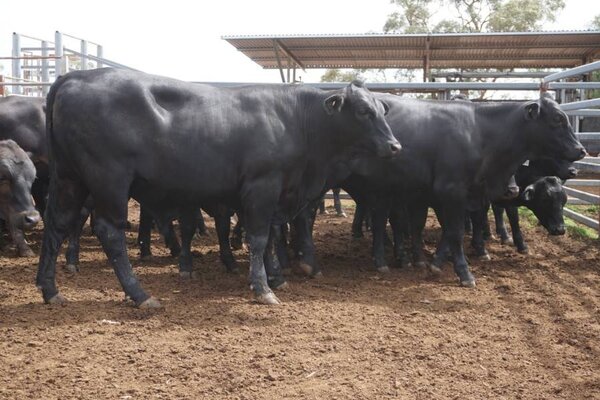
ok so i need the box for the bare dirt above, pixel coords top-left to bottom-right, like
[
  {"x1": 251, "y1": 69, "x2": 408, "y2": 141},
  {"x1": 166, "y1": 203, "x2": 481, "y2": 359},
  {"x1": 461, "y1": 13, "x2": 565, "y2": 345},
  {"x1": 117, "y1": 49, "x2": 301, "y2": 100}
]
[{"x1": 1, "y1": 200, "x2": 599, "y2": 400}]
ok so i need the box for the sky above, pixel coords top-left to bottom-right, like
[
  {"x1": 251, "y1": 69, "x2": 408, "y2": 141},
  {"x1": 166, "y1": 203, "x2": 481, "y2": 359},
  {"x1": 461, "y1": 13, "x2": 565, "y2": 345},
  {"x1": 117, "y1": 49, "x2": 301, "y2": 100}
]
[{"x1": 1, "y1": 0, "x2": 599, "y2": 84}]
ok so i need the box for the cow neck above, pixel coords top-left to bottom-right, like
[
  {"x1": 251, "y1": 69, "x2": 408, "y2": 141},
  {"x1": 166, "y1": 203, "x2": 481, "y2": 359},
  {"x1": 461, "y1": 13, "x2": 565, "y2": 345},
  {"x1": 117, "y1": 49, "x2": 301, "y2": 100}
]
[
  {"x1": 295, "y1": 90, "x2": 353, "y2": 204},
  {"x1": 475, "y1": 102, "x2": 530, "y2": 194}
]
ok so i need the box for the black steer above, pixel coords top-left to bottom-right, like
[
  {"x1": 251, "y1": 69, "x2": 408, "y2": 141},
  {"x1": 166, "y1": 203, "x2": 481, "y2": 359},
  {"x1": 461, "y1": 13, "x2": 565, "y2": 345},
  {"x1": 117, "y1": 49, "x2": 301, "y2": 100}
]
[
  {"x1": 331, "y1": 93, "x2": 585, "y2": 287},
  {"x1": 35, "y1": 68, "x2": 399, "y2": 308},
  {"x1": 0, "y1": 140, "x2": 41, "y2": 255}
]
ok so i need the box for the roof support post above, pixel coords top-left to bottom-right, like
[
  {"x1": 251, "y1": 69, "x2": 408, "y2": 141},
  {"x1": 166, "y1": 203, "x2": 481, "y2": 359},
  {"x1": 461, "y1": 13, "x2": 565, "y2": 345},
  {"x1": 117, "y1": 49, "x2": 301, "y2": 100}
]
[
  {"x1": 272, "y1": 40, "x2": 286, "y2": 83},
  {"x1": 423, "y1": 36, "x2": 431, "y2": 82}
]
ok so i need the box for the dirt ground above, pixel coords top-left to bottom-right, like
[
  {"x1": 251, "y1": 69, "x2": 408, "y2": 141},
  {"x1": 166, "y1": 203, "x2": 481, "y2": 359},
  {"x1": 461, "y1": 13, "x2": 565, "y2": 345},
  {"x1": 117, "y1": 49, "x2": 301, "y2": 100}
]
[{"x1": 1, "y1": 200, "x2": 599, "y2": 400}]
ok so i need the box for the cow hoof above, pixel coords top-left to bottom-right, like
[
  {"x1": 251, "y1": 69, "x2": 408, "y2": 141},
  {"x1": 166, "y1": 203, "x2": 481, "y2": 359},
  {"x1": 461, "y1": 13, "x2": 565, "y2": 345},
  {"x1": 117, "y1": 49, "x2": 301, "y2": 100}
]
[
  {"x1": 255, "y1": 292, "x2": 281, "y2": 305},
  {"x1": 64, "y1": 264, "x2": 79, "y2": 273},
  {"x1": 138, "y1": 297, "x2": 162, "y2": 309},
  {"x1": 460, "y1": 279, "x2": 477, "y2": 288},
  {"x1": 282, "y1": 267, "x2": 292, "y2": 276},
  {"x1": 312, "y1": 271, "x2": 323, "y2": 279},
  {"x1": 501, "y1": 237, "x2": 513, "y2": 246},
  {"x1": 337, "y1": 212, "x2": 348, "y2": 218},
  {"x1": 352, "y1": 232, "x2": 364, "y2": 239},
  {"x1": 377, "y1": 266, "x2": 390, "y2": 274},
  {"x1": 297, "y1": 262, "x2": 313, "y2": 276},
  {"x1": 139, "y1": 254, "x2": 152, "y2": 261},
  {"x1": 518, "y1": 248, "x2": 529, "y2": 255},
  {"x1": 429, "y1": 264, "x2": 443, "y2": 276},
  {"x1": 414, "y1": 261, "x2": 428, "y2": 269},
  {"x1": 47, "y1": 293, "x2": 67, "y2": 305},
  {"x1": 478, "y1": 253, "x2": 491, "y2": 261},
  {"x1": 226, "y1": 266, "x2": 240, "y2": 274},
  {"x1": 179, "y1": 271, "x2": 199, "y2": 280}
]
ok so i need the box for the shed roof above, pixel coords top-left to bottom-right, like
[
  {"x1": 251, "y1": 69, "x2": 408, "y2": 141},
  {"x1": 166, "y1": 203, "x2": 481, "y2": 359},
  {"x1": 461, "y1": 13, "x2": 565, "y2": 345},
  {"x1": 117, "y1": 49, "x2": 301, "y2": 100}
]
[{"x1": 223, "y1": 31, "x2": 600, "y2": 71}]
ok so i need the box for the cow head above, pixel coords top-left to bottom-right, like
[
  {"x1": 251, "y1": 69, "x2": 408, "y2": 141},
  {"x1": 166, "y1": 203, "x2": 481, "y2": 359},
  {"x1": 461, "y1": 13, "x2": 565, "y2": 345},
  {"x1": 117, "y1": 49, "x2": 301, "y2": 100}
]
[
  {"x1": 524, "y1": 94, "x2": 586, "y2": 162},
  {"x1": 521, "y1": 176, "x2": 566, "y2": 235},
  {"x1": 0, "y1": 140, "x2": 41, "y2": 232},
  {"x1": 324, "y1": 81, "x2": 401, "y2": 158}
]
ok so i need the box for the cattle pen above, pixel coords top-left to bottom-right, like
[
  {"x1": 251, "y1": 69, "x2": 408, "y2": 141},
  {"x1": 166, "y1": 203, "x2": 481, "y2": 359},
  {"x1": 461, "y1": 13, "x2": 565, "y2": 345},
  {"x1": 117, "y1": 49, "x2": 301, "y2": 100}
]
[
  {"x1": 1, "y1": 30, "x2": 600, "y2": 400},
  {"x1": 2, "y1": 30, "x2": 600, "y2": 234}
]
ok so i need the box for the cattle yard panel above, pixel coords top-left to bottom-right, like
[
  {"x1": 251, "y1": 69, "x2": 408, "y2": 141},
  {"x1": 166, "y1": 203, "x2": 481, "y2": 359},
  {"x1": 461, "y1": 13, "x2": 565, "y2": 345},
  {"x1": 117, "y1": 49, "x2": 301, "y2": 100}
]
[{"x1": 0, "y1": 32, "x2": 132, "y2": 96}]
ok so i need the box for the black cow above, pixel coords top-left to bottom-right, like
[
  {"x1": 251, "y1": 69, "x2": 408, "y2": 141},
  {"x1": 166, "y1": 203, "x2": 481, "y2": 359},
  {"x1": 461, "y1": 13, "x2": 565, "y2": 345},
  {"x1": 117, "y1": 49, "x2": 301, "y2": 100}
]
[
  {"x1": 0, "y1": 96, "x2": 48, "y2": 253},
  {"x1": 0, "y1": 140, "x2": 41, "y2": 254},
  {"x1": 310, "y1": 93, "x2": 584, "y2": 288},
  {"x1": 35, "y1": 69, "x2": 400, "y2": 308},
  {"x1": 486, "y1": 159, "x2": 576, "y2": 254}
]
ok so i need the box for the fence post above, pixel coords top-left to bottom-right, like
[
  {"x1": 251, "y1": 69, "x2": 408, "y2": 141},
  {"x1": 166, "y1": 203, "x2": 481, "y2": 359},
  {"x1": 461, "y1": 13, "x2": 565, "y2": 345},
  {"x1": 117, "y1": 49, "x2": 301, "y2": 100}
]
[
  {"x1": 80, "y1": 40, "x2": 88, "y2": 70},
  {"x1": 55, "y1": 31, "x2": 65, "y2": 76},
  {"x1": 11, "y1": 32, "x2": 21, "y2": 95},
  {"x1": 0, "y1": 75, "x2": 4, "y2": 96},
  {"x1": 96, "y1": 45, "x2": 103, "y2": 68},
  {"x1": 41, "y1": 40, "x2": 50, "y2": 96}
]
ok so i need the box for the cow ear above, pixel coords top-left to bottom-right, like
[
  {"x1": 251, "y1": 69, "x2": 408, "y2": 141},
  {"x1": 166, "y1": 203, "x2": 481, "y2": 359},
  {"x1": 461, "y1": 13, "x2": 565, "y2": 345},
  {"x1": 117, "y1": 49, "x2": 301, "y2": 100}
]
[
  {"x1": 380, "y1": 100, "x2": 390, "y2": 116},
  {"x1": 324, "y1": 94, "x2": 345, "y2": 115},
  {"x1": 525, "y1": 101, "x2": 540, "y2": 120},
  {"x1": 522, "y1": 185, "x2": 535, "y2": 202}
]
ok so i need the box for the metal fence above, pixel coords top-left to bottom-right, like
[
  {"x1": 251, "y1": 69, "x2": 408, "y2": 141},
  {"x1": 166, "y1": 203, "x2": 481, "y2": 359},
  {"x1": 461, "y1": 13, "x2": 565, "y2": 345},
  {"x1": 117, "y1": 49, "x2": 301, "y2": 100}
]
[{"x1": 0, "y1": 31, "x2": 135, "y2": 96}]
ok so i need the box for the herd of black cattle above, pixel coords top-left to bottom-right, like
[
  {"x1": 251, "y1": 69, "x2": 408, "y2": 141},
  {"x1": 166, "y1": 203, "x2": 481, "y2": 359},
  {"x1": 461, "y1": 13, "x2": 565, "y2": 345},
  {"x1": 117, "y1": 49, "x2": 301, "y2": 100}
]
[{"x1": 0, "y1": 68, "x2": 587, "y2": 308}]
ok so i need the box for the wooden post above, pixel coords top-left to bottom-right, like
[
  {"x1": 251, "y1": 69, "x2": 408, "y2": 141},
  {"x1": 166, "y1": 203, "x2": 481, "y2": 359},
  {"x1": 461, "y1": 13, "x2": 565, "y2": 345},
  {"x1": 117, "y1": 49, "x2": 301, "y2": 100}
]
[{"x1": 0, "y1": 75, "x2": 4, "y2": 96}]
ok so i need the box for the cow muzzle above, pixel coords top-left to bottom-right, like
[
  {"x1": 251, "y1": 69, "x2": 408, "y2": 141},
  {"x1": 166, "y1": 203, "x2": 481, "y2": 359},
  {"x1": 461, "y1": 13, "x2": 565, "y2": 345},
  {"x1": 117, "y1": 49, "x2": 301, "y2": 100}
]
[{"x1": 15, "y1": 210, "x2": 41, "y2": 230}]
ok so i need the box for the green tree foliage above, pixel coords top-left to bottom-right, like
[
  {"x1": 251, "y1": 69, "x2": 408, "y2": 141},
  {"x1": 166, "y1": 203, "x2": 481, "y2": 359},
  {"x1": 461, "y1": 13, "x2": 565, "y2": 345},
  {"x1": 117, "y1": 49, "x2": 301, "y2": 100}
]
[{"x1": 384, "y1": 0, "x2": 565, "y2": 34}]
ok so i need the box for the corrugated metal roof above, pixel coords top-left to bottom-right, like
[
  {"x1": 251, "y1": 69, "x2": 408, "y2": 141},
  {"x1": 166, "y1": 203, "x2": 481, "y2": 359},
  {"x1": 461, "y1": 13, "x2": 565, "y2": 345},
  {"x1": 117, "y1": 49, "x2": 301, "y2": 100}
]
[{"x1": 223, "y1": 31, "x2": 600, "y2": 70}]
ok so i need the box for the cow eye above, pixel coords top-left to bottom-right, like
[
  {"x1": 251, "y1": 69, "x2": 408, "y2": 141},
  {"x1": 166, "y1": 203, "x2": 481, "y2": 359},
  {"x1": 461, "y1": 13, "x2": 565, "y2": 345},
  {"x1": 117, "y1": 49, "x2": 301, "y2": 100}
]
[
  {"x1": 554, "y1": 114, "x2": 565, "y2": 125},
  {"x1": 0, "y1": 177, "x2": 8, "y2": 184}
]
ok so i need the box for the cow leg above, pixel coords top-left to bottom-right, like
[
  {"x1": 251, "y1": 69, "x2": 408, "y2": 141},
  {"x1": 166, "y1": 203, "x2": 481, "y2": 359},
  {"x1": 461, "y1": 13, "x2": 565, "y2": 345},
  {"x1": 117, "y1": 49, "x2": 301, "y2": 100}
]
[
  {"x1": 291, "y1": 206, "x2": 320, "y2": 277},
  {"x1": 408, "y1": 202, "x2": 429, "y2": 268},
  {"x1": 481, "y1": 202, "x2": 492, "y2": 241},
  {"x1": 90, "y1": 180, "x2": 157, "y2": 307},
  {"x1": 318, "y1": 198, "x2": 326, "y2": 214},
  {"x1": 36, "y1": 178, "x2": 88, "y2": 305},
  {"x1": 492, "y1": 204, "x2": 511, "y2": 245},
  {"x1": 352, "y1": 202, "x2": 367, "y2": 238},
  {"x1": 332, "y1": 188, "x2": 346, "y2": 217},
  {"x1": 388, "y1": 203, "x2": 410, "y2": 268},
  {"x1": 214, "y1": 212, "x2": 239, "y2": 273},
  {"x1": 506, "y1": 206, "x2": 528, "y2": 253},
  {"x1": 464, "y1": 215, "x2": 472, "y2": 235},
  {"x1": 242, "y1": 179, "x2": 282, "y2": 305},
  {"x1": 469, "y1": 206, "x2": 490, "y2": 260},
  {"x1": 443, "y1": 200, "x2": 476, "y2": 287},
  {"x1": 177, "y1": 207, "x2": 197, "y2": 279},
  {"x1": 371, "y1": 196, "x2": 391, "y2": 273},
  {"x1": 264, "y1": 224, "x2": 287, "y2": 290},
  {"x1": 274, "y1": 223, "x2": 290, "y2": 272},
  {"x1": 163, "y1": 220, "x2": 181, "y2": 257},
  {"x1": 230, "y1": 212, "x2": 245, "y2": 250},
  {"x1": 64, "y1": 205, "x2": 92, "y2": 272},
  {"x1": 137, "y1": 206, "x2": 154, "y2": 260}
]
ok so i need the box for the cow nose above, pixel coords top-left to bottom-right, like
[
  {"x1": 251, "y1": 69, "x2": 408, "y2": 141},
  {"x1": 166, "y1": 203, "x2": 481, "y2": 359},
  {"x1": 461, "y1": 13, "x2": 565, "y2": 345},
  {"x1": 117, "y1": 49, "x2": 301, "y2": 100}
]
[
  {"x1": 24, "y1": 212, "x2": 41, "y2": 227},
  {"x1": 551, "y1": 225, "x2": 566, "y2": 236},
  {"x1": 389, "y1": 142, "x2": 401, "y2": 154},
  {"x1": 578, "y1": 147, "x2": 588, "y2": 160}
]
